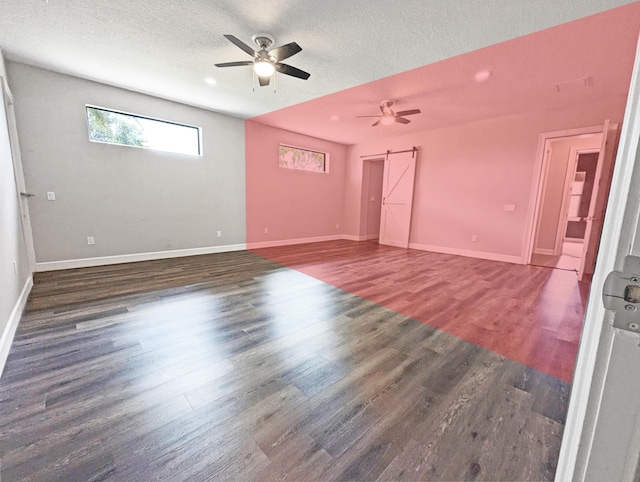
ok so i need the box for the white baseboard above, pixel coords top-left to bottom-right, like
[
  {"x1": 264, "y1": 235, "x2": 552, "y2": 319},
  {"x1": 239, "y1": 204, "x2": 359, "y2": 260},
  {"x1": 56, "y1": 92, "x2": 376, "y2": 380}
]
[
  {"x1": 247, "y1": 235, "x2": 343, "y2": 250},
  {"x1": 534, "y1": 248, "x2": 556, "y2": 255},
  {"x1": 409, "y1": 243, "x2": 523, "y2": 264},
  {"x1": 0, "y1": 276, "x2": 33, "y2": 378},
  {"x1": 35, "y1": 243, "x2": 247, "y2": 272},
  {"x1": 342, "y1": 234, "x2": 368, "y2": 241},
  {"x1": 342, "y1": 234, "x2": 378, "y2": 241}
]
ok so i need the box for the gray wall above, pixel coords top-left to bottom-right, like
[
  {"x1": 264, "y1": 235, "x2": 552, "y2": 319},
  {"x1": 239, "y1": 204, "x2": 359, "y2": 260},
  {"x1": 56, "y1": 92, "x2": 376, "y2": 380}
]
[
  {"x1": 0, "y1": 51, "x2": 31, "y2": 354},
  {"x1": 8, "y1": 62, "x2": 246, "y2": 264}
]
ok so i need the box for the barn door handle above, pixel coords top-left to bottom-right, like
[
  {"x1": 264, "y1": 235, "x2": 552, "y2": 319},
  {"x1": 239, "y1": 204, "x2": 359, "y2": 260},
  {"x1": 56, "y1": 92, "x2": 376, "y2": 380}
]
[{"x1": 20, "y1": 192, "x2": 35, "y2": 198}]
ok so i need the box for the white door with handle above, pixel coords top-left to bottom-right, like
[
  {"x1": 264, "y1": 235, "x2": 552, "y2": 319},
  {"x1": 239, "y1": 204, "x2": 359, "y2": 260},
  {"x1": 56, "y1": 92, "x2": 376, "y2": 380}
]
[
  {"x1": 2, "y1": 76, "x2": 35, "y2": 272},
  {"x1": 577, "y1": 119, "x2": 619, "y2": 280},
  {"x1": 378, "y1": 149, "x2": 417, "y2": 248},
  {"x1": 557, "y1": 35, "x2": 640, "y2": 481}
]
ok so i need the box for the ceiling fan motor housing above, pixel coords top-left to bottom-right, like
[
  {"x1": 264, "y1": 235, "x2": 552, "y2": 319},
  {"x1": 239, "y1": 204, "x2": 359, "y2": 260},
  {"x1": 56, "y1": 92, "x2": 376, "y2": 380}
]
[{"x1": 252, "y1": 34, "x2": 275, "y2": 51}]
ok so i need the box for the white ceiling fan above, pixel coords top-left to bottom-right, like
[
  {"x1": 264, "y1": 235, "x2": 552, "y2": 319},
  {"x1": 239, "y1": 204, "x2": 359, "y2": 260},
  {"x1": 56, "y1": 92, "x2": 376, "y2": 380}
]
[
  {"x1": 214, "y1": 33, "x2": 310, "y2": 88},
  {"x1": 357, "y1": 100, "x2": 421, "y2": 126}
]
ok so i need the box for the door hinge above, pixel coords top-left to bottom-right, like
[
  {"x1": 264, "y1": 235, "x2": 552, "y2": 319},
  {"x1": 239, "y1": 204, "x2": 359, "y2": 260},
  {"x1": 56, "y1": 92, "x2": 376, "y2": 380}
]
[{"x1": 603, "y1": 255, "x2": 640, "y2": 333}]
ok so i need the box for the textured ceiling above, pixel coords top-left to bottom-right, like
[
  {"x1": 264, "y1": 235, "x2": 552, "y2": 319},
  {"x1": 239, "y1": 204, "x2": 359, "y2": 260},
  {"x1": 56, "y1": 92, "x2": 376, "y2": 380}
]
[
  {"x1": 0, "y1": 0, "x2": 638, "y2": 126},
  {"x1": 252, "y1": 2, "x2": 640, "y2": 144}
]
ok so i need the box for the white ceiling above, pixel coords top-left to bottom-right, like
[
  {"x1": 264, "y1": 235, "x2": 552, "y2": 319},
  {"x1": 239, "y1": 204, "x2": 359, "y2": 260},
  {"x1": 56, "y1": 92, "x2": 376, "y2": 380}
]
[{"x1": 0, "y1": 0, "x2": 637, "y2": 127}]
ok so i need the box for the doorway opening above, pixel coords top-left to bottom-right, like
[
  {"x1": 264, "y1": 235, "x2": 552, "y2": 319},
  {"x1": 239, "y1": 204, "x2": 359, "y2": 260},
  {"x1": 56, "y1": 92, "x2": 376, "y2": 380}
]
[
  {"x1": 362, "y1": 158, "x2": 384, "y2": 241},
  {"x1": 526, "y1": 122, "x2": 619, "y2": 280}
]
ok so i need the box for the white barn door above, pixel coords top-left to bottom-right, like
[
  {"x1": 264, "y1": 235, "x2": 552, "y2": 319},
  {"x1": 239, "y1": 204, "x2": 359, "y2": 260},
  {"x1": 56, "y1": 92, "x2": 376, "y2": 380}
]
[{"x1": 379, "y1": 149, "x2": 417, "y2": 248}]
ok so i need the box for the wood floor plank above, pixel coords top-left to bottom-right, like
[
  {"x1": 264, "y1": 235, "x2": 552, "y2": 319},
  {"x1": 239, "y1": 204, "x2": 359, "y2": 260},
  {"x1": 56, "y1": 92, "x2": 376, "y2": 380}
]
[{"x1": 0, "y1": 242, "x2": 575, "y2": 481}]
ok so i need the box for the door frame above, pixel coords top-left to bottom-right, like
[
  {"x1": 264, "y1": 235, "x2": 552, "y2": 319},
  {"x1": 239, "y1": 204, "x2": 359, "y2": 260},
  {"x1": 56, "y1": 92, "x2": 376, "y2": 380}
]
[
  {"x1": 555, "y1": 35, "x2": 640, "y2": 480},
  {"x1": 523, "y1": 125, "x2": 608, "y2": 265}
]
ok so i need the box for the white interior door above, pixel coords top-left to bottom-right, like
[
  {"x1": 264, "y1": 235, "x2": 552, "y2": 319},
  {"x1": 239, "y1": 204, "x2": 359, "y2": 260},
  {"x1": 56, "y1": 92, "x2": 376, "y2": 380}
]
[
  {"x1": 579, "y1": 121, "x2": 620, "y2": 280},
  {"x1": 2, "y1": 76, "x2": 35, "y2": 271},
  {"x1": 556, "y1": 35, "x2": 640, "y2": 481},
  {"x1": 378, "y1": 149, "x2": 417, "y2": 248}
]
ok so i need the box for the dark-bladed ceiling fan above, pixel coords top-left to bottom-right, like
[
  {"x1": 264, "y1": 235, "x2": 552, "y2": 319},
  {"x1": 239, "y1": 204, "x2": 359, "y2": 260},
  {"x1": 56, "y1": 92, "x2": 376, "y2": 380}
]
[
  {"x1": 357, "y1": 100, "x2": 421, "y2": 126},
  {"x1": 215, "y1": 34, "x2": 310, "y2": 87}
]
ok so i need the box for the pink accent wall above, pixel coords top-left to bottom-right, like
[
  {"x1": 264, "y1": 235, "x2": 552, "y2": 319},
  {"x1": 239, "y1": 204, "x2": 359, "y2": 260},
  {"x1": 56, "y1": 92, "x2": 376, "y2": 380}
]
[
  {"x1": 344, "y1": 98, "x2": 627, "y2": 260},
  {"x1": 245, "y1": 120, "x2": 347, "y2": 246}
]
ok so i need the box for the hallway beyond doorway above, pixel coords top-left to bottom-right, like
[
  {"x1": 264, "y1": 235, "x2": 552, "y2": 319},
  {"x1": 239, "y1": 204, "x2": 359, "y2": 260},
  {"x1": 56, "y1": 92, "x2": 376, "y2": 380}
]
[{"x1": 531, "y1": 241, "x2": 583, "y2": 272}]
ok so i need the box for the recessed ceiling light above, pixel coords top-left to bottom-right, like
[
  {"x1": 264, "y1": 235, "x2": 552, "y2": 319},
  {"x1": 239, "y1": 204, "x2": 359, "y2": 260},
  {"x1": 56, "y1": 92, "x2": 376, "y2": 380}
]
[
  {"x1": 204, "y1": 77, "x2": 217, "y2": 85},
  {"x1": 474, "y1": 70, "x2": 491, "y2": 82},
  {"x1": 330, "y1": 115, "x2": 339, "y2": 122}
]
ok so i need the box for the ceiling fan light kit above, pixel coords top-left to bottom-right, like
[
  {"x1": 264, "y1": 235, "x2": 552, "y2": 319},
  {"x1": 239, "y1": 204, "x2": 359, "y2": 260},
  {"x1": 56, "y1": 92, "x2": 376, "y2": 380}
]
[
  {"x1": 215, "y1": 33, "x2": 310, "y2": 90},
  {"x1": 253, "y1": 60, "x2": 275, "y2": 77}
]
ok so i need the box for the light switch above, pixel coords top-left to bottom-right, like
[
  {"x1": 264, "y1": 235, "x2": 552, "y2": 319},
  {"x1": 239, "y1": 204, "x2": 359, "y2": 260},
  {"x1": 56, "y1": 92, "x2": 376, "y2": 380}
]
[
  {"x1": 47, "y1": 191, "x2": 56, "y2": 201},
  {"x1": 504, "y1": 204, "x2": 516, "y2": 212}
]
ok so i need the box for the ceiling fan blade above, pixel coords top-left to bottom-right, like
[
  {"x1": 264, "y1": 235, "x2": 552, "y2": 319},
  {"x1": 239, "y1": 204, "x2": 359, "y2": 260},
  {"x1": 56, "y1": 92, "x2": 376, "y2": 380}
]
[
  {"x1": 372, "y1": 120, "x2": 381, "y2": 127},
  {"x1": 214, "y1": 61, "x2": 254, "y2": 68},
  {"x1": 395, "y1": 117, "x2": 411, "y2": 124},
  {"x1": 269, "y1": 42, "x2": 302, "y2": 62},
  {"x1": 258, "y1": 75, "x2": 271, "y2": 87},
  {"x1": 395, "y1": 109, "x2": 421, "y2": 116},
  {"x1": 275, "y1": 63, "x2": 311, "y2": 80},
  {"x1": 223, "y1": 34, "x2": 256, "y2": 57}
]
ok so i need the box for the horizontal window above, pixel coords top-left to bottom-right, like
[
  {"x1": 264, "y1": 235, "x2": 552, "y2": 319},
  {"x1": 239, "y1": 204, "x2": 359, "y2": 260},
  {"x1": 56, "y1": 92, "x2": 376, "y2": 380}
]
[
  {"x1": 86, "y1": 106, "x2": 201, "y2": 156},
  {"x1": 279, "y1": 145, "x2": 328, "y2": 173}
]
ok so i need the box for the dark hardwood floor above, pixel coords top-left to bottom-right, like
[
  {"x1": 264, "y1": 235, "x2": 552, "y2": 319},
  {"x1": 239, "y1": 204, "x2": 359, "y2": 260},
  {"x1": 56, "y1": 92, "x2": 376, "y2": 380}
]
[
  {"x1": 252, "y1": 240, "x2": 590, "y2": 382},
  {"x1": 0, "y1": 243, "x2": 573, "y2": 481}
]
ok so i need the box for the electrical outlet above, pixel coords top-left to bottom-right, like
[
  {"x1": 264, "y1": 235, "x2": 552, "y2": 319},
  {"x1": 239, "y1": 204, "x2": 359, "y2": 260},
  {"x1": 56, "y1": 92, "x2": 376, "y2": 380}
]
[
  {"x1": 471, "y1": 234, "x2": 478, "y2": 242},
  {"x1": 336, "y1": 224, "x2": 340, "y2": 230},
  {"x1": 87, "y1": 236, "x2": 95, "y2": 245},
  {"x1": 264, "y1": 228, "x2": 268, "y2": 234},
  {"x1": 47, "y1": 191, "x2": 56, "y2": 201},
  {"x1": 216, "y1": 230, "x2": 222, "y2": 238},
  {"x1": 504, "y1": 204, "x2": 516, "y2": 212}
]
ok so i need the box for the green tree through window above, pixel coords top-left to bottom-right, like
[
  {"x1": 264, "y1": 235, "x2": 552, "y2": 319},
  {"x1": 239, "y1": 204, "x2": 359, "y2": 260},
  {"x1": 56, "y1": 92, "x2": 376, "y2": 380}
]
[{"x1": 87, "y1": 107, "x2": 146, "y2": 147}]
